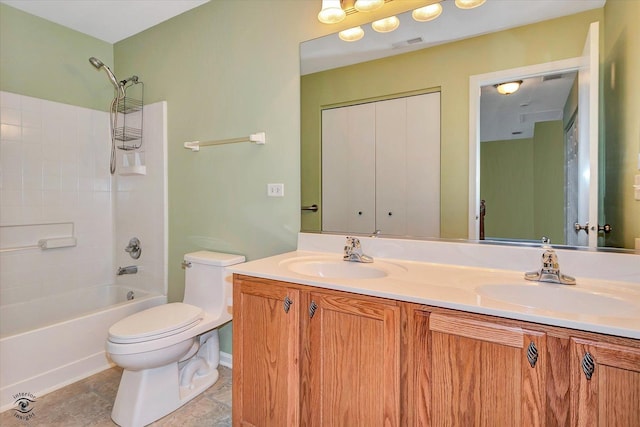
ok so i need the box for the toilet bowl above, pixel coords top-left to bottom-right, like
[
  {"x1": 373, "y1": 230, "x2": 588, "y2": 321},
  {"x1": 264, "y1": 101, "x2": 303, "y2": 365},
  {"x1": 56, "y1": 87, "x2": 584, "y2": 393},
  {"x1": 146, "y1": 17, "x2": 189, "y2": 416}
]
[{"x1": 106, "y1": 251, "x2": 244, "y2": 427}]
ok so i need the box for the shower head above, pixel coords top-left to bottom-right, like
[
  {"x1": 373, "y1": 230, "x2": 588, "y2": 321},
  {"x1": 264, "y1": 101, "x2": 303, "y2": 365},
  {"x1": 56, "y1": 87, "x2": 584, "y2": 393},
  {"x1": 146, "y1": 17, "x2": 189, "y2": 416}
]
[
  {"x1": 89, "y1": 56, "x2": 104, "y2": 69},
  {"x1": 89, "y1": 57, "x2": 124, "y2": 96}
]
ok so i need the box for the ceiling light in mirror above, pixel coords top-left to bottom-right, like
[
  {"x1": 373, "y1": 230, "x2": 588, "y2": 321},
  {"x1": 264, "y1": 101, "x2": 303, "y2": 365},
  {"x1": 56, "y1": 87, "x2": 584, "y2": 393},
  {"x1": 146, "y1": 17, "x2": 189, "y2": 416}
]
[
  {"x1": 339, "y1": 26, "x2": 365, "y2": 42},
  {"x1": 455, "y1": 0, "x2": 486, "y2": 9},
  {"x1": 318, "y1": 0, "x2": 346, "y2": 24},
  {"x1": 354, "y1": 0, "x2": 384, "y2": 12},
  {"x1": 495, "y1": 80, "x2": 523, "y2": 95},
  {"x1": 412, "y1": 3, "x2": 443, "y2": 22},
  {"x1": 372, "y1": 16, "x2": 400, "y2": 32}
]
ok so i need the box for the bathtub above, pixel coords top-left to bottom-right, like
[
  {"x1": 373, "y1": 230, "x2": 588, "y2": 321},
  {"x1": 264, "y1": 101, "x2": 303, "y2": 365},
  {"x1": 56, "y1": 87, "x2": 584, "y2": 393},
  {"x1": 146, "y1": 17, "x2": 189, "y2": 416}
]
[{"x1": 0, "y1": 285, "x2": 166, "y2": 412}]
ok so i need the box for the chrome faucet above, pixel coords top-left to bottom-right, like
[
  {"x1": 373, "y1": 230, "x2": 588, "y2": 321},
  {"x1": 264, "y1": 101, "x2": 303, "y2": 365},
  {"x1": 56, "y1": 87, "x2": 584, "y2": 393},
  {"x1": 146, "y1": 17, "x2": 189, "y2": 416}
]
[
  {"x1": 343, "y1": 236, "x2": 373, "y2": 263},
  {"x1": 525, "y1": 249, "x2": 575, "y2": 285},
  {"x1": 117, "y1": 265, "x2": 138, "y2": 276}
]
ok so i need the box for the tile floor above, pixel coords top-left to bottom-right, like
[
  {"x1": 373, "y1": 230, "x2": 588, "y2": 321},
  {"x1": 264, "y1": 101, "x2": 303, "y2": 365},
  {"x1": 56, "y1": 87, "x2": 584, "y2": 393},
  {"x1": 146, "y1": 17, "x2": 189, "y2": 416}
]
[{"x1": 0, "y1": 366, "x2": 232, "y2": 426}]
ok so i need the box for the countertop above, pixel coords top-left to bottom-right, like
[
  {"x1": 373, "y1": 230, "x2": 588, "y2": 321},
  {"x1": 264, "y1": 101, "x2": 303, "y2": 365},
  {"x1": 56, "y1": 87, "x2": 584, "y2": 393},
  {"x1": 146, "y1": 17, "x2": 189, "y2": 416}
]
[{"x1": 228, "y1": 250, "x2": 640, "y2": 340}]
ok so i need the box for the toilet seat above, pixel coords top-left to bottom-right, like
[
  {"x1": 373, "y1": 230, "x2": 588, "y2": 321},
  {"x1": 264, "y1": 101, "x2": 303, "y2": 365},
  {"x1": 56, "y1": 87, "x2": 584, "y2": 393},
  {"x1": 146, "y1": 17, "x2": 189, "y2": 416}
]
[{"x1": 109, "y1": 303, "x2": 204, "y2": 344}]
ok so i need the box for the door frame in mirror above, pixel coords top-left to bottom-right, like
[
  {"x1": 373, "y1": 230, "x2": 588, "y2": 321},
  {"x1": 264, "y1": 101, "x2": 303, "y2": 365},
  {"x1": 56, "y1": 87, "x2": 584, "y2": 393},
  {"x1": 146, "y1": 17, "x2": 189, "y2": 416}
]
[{"x1": 467, "y1": 56, "x2": 585, "y2": 243}]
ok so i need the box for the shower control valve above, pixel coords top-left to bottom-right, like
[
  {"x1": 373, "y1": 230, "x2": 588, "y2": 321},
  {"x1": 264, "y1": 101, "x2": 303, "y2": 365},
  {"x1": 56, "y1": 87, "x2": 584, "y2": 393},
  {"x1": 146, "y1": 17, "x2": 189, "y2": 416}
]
[{"x1": 125, "y1": 237, "x2": 141, "y2": 259}]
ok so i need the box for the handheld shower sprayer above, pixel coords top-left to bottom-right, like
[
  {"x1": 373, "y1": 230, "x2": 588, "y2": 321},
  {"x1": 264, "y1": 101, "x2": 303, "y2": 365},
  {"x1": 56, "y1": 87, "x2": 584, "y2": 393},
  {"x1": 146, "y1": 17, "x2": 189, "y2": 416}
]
[{"x1": 89, "y1": 57, "x2": 124, "y2": 97}]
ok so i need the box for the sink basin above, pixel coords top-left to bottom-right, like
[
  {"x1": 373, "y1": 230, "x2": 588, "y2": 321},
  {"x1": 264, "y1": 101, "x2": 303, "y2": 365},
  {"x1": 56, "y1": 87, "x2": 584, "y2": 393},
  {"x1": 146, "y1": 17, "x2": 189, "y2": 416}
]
[
  {"x1": 282, "y1": 256, "x2": 406, "y2": 279},
  {"x1": 477, "y1": 284, "x2": 640, "y2": 318}
]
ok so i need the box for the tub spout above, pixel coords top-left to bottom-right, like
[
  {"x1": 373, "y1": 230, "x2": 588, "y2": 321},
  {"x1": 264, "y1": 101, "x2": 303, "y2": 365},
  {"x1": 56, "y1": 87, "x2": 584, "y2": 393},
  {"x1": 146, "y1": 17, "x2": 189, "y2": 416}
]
[{"x1": 117, "y1": 265, "x2": 138, "y2": 275}]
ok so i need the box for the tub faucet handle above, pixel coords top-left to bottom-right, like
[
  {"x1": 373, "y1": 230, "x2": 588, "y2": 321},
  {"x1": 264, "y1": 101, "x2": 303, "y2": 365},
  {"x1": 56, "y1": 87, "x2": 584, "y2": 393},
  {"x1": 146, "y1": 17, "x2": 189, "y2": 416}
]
[{"x1": 125, "y1": 237, "x2": 141, "y2": 259}]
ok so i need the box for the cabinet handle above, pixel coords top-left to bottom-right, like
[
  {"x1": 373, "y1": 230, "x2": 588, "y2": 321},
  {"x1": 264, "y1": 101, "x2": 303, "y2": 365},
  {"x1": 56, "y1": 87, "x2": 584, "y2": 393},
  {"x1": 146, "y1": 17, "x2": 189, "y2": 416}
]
[
  {"x1": 283, "y1": 296, "x2": 293, "y2": 314},
  {"x1": 581, "y1": 352, "x2": 595, "y2": 380},
  {"x1": 309, "y1": 301, "x2": 318, "y2": 318},
  {"x1": 526, "y1": 341, "x2": 538, "y2": 368}
]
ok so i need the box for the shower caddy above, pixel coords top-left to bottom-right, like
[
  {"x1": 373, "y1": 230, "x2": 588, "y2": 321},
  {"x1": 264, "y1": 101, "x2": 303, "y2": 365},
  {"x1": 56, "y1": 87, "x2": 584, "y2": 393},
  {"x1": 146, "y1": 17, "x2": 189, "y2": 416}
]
[{"x1": 115, "y1": 78, "x2": 144, "y2": 151}]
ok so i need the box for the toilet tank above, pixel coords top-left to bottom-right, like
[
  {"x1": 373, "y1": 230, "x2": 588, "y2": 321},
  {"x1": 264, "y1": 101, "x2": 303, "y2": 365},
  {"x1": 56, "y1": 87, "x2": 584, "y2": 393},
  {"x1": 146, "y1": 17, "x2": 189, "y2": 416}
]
[{"x1": 182, "y1": 251, "x2": 245, "y2": 316}]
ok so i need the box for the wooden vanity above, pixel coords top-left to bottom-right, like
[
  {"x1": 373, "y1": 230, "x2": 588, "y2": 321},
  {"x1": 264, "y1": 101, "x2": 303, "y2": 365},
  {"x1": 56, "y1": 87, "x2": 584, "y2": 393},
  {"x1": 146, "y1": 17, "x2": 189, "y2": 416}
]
[{"x1": 232, "y1": 274, "x2": 640, "y2": 426}]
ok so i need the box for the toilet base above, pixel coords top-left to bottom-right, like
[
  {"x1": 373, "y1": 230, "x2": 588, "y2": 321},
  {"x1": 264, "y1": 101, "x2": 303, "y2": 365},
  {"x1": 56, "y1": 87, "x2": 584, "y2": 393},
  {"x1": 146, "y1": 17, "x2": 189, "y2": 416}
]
[{"x1": 111, "y1": 361, "x2": 220, "y2": 427}]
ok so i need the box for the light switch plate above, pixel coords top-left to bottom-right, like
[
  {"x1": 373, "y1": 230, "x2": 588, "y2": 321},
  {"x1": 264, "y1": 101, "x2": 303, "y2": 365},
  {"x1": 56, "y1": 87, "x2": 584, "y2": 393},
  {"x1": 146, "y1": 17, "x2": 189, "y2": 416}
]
[{"x1": 267, "y1": 183, "x2": 284, "y2": 197}]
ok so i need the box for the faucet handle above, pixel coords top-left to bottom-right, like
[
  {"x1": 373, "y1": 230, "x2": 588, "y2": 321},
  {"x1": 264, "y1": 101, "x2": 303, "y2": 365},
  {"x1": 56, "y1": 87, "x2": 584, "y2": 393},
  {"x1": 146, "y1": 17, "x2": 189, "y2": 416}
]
[{"x1": 541, "y1": 249, "x2": 559, "y2": 273}]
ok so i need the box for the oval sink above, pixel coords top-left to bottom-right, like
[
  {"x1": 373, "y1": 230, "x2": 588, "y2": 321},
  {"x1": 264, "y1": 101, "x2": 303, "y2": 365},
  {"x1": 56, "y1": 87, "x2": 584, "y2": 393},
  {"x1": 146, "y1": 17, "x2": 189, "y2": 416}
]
[
  {"x1": 282, "y1": 256, "x2": 407, "y2": 280},
  {"x1": 477, "y1": 284, "x2": 640, "y2": 318}
]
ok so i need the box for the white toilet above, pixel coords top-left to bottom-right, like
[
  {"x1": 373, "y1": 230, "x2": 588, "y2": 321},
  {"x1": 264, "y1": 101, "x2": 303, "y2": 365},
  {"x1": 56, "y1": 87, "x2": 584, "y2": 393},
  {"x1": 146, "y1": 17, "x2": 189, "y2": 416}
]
[{"x1": 106, "y1": 251, "x2": 244, "y2": 427}]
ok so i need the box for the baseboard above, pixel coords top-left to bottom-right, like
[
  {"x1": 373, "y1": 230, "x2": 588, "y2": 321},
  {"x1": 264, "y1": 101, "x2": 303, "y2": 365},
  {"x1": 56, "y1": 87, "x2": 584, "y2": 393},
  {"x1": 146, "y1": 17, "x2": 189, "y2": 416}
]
[{"x1": 219, "y1": 351, "x2": 232, "y2": 369}]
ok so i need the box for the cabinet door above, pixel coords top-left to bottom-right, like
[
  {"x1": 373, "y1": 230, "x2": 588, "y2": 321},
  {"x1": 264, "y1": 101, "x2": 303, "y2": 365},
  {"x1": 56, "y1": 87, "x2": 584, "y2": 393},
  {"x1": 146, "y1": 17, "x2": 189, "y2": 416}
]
[
  {"x1": 304, "y1": 291, "x2": 401, "y2": 427},
  {"x1": 232, "y1": 277, "x2": 301, "y2": 426},
  {"x1": 416, "y1": 312, "x2": 546, "y2": 426},
  {"x1": 322, "y1": 104, "x2": 376, "y2": 234},
  {"x1": 571, "y1": 338, "x2": 640, "y2": 426}
]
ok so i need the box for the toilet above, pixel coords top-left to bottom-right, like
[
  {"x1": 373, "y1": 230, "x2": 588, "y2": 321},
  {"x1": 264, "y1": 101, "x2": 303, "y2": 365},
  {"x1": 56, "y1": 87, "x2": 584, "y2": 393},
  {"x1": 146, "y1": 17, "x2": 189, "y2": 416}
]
[{"x1": 106, "y1": 251, "x2": 244, "y2": 427}]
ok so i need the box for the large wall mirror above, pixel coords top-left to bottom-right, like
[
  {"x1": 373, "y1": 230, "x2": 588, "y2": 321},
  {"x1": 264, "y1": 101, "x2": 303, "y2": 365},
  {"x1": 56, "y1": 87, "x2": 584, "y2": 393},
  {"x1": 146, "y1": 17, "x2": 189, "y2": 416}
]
[{"x1": 300, "y1": 0, "x2": 639, "y2": 251}]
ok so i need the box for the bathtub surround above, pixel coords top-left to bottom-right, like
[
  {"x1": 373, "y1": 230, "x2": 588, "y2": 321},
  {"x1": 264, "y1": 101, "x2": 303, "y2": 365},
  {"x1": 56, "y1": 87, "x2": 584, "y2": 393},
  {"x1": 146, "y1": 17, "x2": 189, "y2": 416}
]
[{"x1": 0, "y1": 93, "x2": 168, "y2": 411}]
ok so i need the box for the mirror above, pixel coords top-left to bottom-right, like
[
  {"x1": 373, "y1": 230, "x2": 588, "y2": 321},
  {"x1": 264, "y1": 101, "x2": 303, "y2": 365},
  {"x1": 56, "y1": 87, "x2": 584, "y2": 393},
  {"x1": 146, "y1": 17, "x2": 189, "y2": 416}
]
[{"x1": 300, "y1": 0, "x2": 639, "y2": 250}]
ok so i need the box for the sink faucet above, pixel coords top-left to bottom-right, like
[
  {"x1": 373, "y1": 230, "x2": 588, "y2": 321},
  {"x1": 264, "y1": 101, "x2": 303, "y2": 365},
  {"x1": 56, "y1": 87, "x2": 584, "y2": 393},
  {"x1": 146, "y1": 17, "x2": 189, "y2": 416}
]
[
  {"x1": 525, "y1": 249, "x2": 575, "y2": 285},
  {"x1": 343, "y1": 237, "x2": 373, "y2": 263}
]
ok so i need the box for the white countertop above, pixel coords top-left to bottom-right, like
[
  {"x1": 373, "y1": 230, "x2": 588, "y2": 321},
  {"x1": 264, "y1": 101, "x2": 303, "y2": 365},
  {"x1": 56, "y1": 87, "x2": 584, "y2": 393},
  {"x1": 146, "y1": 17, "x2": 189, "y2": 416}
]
[{"x1": 228, "y1": 246, "x2": 640, "y2": 340}]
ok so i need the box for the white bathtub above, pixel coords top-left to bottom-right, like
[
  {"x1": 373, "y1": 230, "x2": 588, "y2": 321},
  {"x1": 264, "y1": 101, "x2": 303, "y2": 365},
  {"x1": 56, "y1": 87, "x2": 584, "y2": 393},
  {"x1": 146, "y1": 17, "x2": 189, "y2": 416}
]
[{"x1": 0, "y1": 285, "x2": 166, "y2": 412}]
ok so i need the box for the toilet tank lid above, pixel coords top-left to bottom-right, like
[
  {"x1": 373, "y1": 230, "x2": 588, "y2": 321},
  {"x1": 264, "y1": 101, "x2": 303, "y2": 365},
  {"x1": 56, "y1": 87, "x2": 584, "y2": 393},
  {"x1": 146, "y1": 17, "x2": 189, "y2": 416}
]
[{"x1": 184, "y1": 251, "x2": 245, "y2": 266}]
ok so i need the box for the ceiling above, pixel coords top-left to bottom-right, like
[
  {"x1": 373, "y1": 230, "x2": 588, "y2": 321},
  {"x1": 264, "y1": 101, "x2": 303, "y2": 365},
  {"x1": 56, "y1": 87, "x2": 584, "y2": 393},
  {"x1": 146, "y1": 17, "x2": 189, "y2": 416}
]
[{"x1": 0, "y1": 0, "x2": 210, "y2": 43}]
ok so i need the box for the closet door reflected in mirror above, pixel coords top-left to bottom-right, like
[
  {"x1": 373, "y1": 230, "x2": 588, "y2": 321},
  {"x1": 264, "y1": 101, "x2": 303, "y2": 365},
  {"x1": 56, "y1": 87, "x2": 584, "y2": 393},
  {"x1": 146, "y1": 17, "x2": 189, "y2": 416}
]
[{"x1": 322, "y1": 92, "x2": 441, "y2": 237}]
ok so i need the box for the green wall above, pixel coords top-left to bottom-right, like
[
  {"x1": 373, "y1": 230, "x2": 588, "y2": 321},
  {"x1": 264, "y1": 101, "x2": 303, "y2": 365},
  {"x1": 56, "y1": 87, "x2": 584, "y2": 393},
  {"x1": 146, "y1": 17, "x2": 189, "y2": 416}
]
[
  {"x1": 301, "y1": 9, "x2": 603, "y2": 239},
  {"x1": 0, "y1": 4, "x2": 113, "y2": 110},
  {"x1": 480, "y1": 138, "x2": 534, "y2": 240},
  {"x1": 532, "y1": 121, "x2": 565, "y2": 243},
  {"x1": 603, "y1": 0, "x2": 640, "y2": 249},
  {"x1": 480, "y1": 121, "x2": 564, "y2": 244}
]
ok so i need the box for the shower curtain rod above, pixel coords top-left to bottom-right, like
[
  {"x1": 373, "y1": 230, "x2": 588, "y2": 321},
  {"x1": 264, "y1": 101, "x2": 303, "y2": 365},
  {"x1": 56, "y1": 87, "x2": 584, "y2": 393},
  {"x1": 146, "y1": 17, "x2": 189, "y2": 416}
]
[{"x1": 183, "y1": 132, "x2": 266, "y2": 152}]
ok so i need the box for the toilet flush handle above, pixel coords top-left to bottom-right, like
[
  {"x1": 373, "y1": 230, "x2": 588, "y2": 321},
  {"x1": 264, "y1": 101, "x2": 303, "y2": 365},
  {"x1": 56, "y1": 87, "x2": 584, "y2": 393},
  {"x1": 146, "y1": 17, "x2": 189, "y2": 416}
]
[{"x1": 181, "y1": 260, "x2": 192, "y2": 269}]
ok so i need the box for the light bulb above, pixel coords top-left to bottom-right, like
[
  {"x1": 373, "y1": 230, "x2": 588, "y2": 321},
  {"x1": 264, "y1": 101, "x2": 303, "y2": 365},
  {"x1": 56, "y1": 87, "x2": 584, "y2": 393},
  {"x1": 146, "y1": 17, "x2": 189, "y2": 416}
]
[
  {"x1": 354, "y1": 0, "x2": 384, "y2": 12},
  {"x1": 372, "y1": 16, "x2": 400, "y2": 33},
  {"x1": 495, "y1": 81, "x2": 523, "y2": 95},
  {"x1": 455, "y1": 0, "x2": 486, "y2": 10},
  {"x1": 412, "y1": 3, "x2": 443, "y2": 22},
  {"x1": 318, "y1": 0, "x2": 346, "y2": 24},
  {"x1": 339, "y1": 26, "x2": 365, "y2": 42}
]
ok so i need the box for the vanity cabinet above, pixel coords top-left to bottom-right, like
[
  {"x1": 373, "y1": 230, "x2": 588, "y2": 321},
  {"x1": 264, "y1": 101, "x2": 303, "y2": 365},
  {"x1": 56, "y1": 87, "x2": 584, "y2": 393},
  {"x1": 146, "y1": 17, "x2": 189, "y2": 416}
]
[
  {"x1": 409, "y1": 309, "x2": 548, "y2": 425},
  {"x1": 407, "y1": 306, "x2": 640, "y2": 426},
  {"x1": 232, "y1": 275, "x2": 402, "y2": 427},
  {"x1": 233, "y1": 276, "x2": 640, "y2": 426},
  {"x1": 570, "y1": 338, "x2": 640, "y2": 426},
  {"x1": 232, "y1": 276, "x2": 301, "y2": 426}
]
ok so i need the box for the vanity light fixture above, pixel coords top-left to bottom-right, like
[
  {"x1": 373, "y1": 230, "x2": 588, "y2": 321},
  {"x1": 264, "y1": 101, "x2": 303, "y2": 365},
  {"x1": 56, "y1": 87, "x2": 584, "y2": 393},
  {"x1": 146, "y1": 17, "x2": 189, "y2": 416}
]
[
  {"x1": 495, "y1": 80, "x2": 523, "y2": 95},
  {"x1": 339, "y1": 26, "x2": 365, "y2": 41},
  {"x1": 412, "y1": 3, "x2": 443, "y2": 22},
  {"x1": 318, "y1": 0, "x2": 346, "y2": 24},
  {"x1": 372, "y1": 15, "x2": 400, "y2": 33},
  {"x1": 455, "y1": 0, "x2": 486, "y2": 9},
  {"x1": 354, "y1": 0, "x2": 384, "y2": 12}
]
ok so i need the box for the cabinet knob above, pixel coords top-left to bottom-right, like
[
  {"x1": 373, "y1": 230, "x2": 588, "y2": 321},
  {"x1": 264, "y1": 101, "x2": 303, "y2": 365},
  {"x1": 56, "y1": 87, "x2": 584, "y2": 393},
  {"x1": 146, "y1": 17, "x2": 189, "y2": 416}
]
[
  {"x1": 309, "y1": 301, "x2": 318, "y2": 319},
  {"x1": 358, "y1": 211, "x2": 363, "y2": 215},
  {"x1": 581, "y1": 352, "x2": 595, "y2": 380},
  {"x1": 388, "y1": 211, "x2": 393, "y2": 216},
  {"x1": 283, "y1": 296, "x2": 293, "y2": 314},
  {"x1": 526, "y1": 341, "x2": 539, "y2": 368}
]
